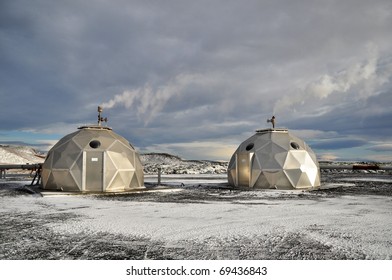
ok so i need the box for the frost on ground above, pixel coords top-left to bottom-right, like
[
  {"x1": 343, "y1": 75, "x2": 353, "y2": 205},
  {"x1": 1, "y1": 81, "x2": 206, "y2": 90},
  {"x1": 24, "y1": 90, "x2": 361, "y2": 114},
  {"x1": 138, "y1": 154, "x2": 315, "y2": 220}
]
[{"x1": 1, "y1": 172, "x2": 392, "y2": 260}]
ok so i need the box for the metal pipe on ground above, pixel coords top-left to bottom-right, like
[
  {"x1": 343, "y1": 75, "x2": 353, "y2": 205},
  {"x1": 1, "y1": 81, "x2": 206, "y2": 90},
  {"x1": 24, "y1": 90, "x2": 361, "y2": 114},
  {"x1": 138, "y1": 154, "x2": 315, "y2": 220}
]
[
  {"x1": 320, "y1": 164, "x2": 392, "y2": 170},
  {"x1": 158, "y1": 167, "x2": 162, "y2": 185}
]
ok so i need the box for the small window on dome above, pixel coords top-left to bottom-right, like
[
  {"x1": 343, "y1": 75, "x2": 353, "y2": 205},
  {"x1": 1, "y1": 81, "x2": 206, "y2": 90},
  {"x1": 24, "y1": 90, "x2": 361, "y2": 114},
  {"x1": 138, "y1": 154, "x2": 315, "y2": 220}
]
[
  {"x1": 246, "y1": 143, "x2": 254, "y2": 151},
  {"x1": 290, "y1": 142, "x2": 300, "y2": 150},
  {"x1": 89, "y1": 140, "x2": 101, "y2": 149}
]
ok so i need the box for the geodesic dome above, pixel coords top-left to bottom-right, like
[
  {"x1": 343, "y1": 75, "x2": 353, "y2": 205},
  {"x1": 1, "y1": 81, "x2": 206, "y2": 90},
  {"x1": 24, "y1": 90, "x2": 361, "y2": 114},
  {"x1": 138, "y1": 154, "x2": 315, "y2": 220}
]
[
  {"x1": 228, "y1": 129, "x2": 320, "y2": 190},
  {"x1": 42, "y1": 125, "x2": 144, "y2": 192}
]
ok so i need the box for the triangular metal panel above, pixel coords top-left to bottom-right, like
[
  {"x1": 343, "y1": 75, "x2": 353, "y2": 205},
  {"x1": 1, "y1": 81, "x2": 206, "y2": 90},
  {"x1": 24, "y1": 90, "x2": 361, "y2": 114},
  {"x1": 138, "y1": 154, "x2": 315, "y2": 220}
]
[
  {"x1": 51, "y1": 170, "x2": 80, "y2": 191},
  {"x1": 283, "y1": 169, "x2": 303, "y2": 188},
  {"x1": 106, "y1": 149, "x2": 133, "y2": 170},
  {"x1": 295, "y1": 172, "x2": 312, "y2": 189},
  {"x1": 250, "y1": 169, "x2": 262, "y2": 187},
  {"x1": 42, "y1": 152, "x2": 53, "y2": 173},
  {"x1": 275, "y1": 170, "x2": 294, "y2": 189},
  {"x1": 283, "y1": 151, "x2": 301, "y2": 169},
  {"x1": 41, "y1": 168, "x2": 51, "y2": 187},
  {"x1": 130, "y1": 173, "x2": 141, "y2": 189},
  {"x1": 304, "y1": 167, "x2": 319, "y2": 187},
  {"x1": 70, "y1": 152, "x2": 83, "y2": 189},
  {"x1": 253, "y1": 172, "x2": 270, "y2": 188},
  {"x1": 52, "y1": 139, "x2": 81, "y2": 169},
  {"x1": 106, "y1": 171, "x2": 124, "y2": 190},
  {"x1": 50, "y1": 131, "x2": 78, "y2": 150},
  {"x1": 42, "y1": 158, "x2": 53, "y2": 188},
  {"x1": 135, "y1": 167, "x2": 144, "y2": 187},
  {"x1": 275, "y1": 151, "x2": 289, "y2": 167},
  {"x1": 228, "y1": 155, "x2": 237, "y2": 170},
  {"x1": 290, "y1": 150, "x2": 308, "y2": 165},
  {"x1": 94, "y1": 135, "x2": 115, "y2": 150},
  {"x1": 106, "y1": 171, "x2": 133, "y2": 191},
  {"x1": 263, "y1": 170, "x2": 280, "y2": 187},
  {"x1": 254, "y1": 140, "x2": 270, "y2": 152},
  {"x1": 108, "y1": 130, "x2": 131, "y2": 147},
  {"x1": 229, "y1": 168, "x2": 237, "y2": 186},
  {"x1": 122, "y1": 148, "x2": 135, "y2": 167},
  {"x1": 250, "y1": 153, "x2": 261, "y2": 187},
  {"x1": 43, "y1": 171, "x2": 57, "y2": 189},
  {"x1": 72, "y1": 130, "x2": 95, "y2": 149},
  {"x1": 270, "y1": 142, "x2": 287, "y2": 155},
  {"x1": 304, "y1": 152, "x2": 318, "y2": 167},
  {"x1": 118, "y1": 170, "x2": 133, "y2": 186},
  {"x1": 257, "y1": 151, "x2": 282, "y2": 170},
  {"x1": 271, "y1": 132, "x2": 290, "y2": 150},
  {"x1": 108, "y1": 138, "x2": 134, "y2": 152},
  {"x1": 251, "y1": 153, "x2": 261, "y2": 169},
  {"x1": 104, "y1": 153, "x2": 119, "y2": 187}
]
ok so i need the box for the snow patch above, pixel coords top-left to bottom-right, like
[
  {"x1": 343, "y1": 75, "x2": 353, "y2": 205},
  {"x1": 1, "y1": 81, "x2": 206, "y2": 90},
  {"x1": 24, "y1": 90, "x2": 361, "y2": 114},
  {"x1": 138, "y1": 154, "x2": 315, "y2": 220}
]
[
  {"x1": 140, "y1": 153, "x2": 228, "y2": 175},
  {"x1": 0, "y1": 145, "x2": 44, "y2": 164}
]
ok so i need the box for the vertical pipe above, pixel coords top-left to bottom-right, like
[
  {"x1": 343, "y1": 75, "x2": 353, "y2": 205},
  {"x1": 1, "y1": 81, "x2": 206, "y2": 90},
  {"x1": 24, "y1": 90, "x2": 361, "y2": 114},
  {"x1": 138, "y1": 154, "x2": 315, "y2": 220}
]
[{"x1": 157, "y1": 167, "x2": 162, "y2": 185}]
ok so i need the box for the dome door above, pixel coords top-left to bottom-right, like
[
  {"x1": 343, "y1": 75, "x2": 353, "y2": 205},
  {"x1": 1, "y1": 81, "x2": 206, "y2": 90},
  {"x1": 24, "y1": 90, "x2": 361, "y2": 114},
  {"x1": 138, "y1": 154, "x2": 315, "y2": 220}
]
[
  {"x1": 237, "y1": 152, "x2": 251, "y2": 187},
  {"x1": 85, "y1": 151, "x2": 104, "y2": 191}
]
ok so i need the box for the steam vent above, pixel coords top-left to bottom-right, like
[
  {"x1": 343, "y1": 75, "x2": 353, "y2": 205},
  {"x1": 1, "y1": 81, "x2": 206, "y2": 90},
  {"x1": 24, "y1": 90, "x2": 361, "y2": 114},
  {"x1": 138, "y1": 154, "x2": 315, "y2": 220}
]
[
  {"x1": 41, "y1": 107, "x2": 144, "y2": 192},
  {"x1": 228, "y1": 128, "x2": 320, "y2": 190}
]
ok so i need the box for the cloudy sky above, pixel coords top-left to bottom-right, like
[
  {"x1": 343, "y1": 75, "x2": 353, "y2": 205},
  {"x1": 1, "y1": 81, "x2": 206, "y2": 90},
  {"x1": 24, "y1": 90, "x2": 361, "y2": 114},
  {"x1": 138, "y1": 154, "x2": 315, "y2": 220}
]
[{"x1": 1, "y1": 0, "x2": 391, "y2": 161}]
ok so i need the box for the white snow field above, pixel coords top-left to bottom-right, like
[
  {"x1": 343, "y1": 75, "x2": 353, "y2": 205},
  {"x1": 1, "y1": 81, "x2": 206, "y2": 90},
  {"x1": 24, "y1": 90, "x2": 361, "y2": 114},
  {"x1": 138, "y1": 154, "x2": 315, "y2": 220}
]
[
  {"x1": 0, "y1": 145, "x2": 44, "y2": 164},
  {"x1": 1, "y1": 174, "x2": 391, "y2": 260},
  {"x1": 1, "y1": 146, "x2": 391, "y2": 259}
]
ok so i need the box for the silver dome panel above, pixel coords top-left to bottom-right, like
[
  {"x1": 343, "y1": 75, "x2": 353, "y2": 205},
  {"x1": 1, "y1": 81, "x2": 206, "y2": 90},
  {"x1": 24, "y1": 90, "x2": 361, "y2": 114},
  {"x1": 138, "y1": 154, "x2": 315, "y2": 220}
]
[
  {"x1": 228, "y1": 129, "x2": 320, "y2": 190},
  {"x1": 42, "y1": 126, "x2": 144, "y2": 192}
]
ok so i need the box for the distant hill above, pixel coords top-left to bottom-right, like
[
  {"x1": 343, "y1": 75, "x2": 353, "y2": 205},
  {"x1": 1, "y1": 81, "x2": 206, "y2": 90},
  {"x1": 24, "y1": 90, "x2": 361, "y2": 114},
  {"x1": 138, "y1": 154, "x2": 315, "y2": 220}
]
[
  {"x1": 0, "y1": 145, "x2": 45, "y2": 164},
  {"x1": 140, "y1": 153, "x2": 184, "y2": 165},
  {"x1": 140, "y1": 152, "x2": 228, "y2": 174}
]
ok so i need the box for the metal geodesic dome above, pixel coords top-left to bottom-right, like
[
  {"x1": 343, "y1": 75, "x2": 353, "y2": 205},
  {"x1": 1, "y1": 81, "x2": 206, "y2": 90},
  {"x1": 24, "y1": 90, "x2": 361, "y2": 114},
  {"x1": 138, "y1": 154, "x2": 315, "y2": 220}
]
[
  {"x1": 42, "y1": 125, "x2": 144, "y2": 192},
  {"x1": 228, "y1": 128, "x2": 320, "y2": 190}
]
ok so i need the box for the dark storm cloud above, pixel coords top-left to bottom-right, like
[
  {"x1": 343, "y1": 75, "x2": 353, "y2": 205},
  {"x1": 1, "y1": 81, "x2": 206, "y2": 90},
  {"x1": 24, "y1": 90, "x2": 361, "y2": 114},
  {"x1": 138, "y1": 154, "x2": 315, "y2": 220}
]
[
  {"x1": 1, "y1": 0, "x2": 392, "y2": 160},
  {"x1": 310, "y1": 139, "x2": 368, "y2": 150},
  {"x1": 367, "y1": 144, "x2": 392, "y2": 152},
  {"x1": 283, "y1": 90, "x2": 392, "y2": 140}
]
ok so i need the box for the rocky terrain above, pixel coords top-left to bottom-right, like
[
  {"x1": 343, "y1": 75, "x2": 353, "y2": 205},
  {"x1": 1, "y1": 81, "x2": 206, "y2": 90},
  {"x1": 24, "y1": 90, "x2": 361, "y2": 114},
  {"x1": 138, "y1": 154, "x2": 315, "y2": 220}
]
[{"x1": 140, "y1": 153, "x2": 228, "y2": 174}]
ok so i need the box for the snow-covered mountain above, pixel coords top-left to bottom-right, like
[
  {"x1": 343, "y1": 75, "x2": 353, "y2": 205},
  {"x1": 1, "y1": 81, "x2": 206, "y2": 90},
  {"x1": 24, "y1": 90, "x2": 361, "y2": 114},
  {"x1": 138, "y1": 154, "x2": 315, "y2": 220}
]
[
  {"x1": 0, "y1": 145, "x2": 45, "y2": 164},
  {"x1": 140, "y1": 153, "x2": 228, "y2": 174}
]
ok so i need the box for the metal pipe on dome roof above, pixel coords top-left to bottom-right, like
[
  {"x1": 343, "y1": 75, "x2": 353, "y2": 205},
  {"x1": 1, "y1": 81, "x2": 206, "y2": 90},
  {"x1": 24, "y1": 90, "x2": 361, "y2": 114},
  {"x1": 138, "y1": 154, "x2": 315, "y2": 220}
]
[
  {"x1": 97, "y1": 106, "x2": 108, "y2": 126},
  {"x1": 267, "y1": 116, "x2": 276, "y2": 128}
]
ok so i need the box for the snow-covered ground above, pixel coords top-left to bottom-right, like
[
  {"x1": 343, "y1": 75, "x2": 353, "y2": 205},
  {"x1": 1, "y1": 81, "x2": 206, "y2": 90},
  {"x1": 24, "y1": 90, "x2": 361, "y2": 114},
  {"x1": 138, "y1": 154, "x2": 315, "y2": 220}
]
[
  {"x1": 1, "y1": 172, "x2": 391, "y2": 260},
  {"x1": 1, "y1": 146, "x2": 391, "y2": 260},
  {"x1": 0, "y1": 145, "x2": 44, "y2": 164},
  {"x1": 141, "y1": 153, "x2": 228, "y2": 174},
  {"x1": 145, "y1": 174, "x2": 228, "y2": 185}
]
